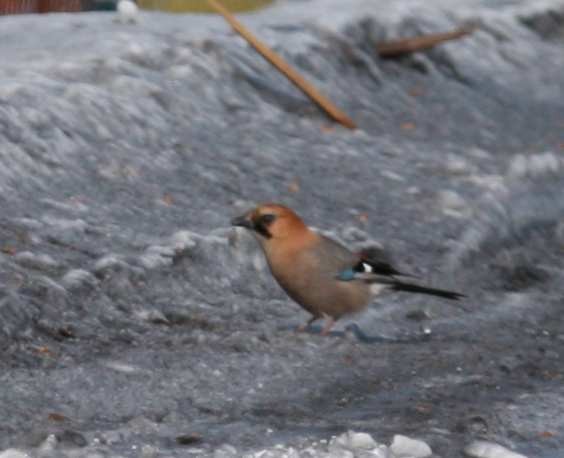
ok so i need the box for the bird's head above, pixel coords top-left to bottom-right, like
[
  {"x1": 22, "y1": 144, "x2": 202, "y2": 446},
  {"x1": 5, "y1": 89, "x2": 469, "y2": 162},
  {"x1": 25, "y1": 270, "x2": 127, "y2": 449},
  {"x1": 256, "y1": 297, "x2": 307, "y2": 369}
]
[{"x1": 231, "y1": 203, "x2": 309, "y2": 244}]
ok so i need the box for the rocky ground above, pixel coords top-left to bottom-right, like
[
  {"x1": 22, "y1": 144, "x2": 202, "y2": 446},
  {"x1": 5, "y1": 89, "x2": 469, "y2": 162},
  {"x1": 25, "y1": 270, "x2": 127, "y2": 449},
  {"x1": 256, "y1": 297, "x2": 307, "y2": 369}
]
[{"x1": 0, "y1": 0, "x2": 563, "y2": 457}]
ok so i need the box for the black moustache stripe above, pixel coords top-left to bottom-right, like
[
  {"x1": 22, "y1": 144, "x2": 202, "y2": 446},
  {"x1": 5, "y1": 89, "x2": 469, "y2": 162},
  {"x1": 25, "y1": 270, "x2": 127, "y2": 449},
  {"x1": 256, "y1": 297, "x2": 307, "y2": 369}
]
[{"x1": 254, "y1": 221, "x2": 272, "y2": 239}]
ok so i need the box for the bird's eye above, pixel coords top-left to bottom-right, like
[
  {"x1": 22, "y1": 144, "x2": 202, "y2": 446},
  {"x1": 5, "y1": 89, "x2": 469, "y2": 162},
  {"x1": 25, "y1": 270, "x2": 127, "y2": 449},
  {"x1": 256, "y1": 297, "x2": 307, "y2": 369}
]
[{"x1": 259, "y1": 214, "x2": 276, "y2": 226}]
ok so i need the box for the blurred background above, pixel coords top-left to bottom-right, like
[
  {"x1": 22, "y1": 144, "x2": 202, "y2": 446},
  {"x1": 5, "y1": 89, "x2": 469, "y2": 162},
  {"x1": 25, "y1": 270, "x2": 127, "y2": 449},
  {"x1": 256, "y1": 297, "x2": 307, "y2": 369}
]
[{"x1": 0, "y1": 0, "x2": 562, "y2": 457}]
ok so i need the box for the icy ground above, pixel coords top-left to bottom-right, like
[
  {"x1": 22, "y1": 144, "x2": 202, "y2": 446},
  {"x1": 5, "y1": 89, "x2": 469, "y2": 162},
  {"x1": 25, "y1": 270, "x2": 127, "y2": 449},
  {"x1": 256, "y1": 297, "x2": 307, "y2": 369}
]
[{"x1": 0, "y1": 0, "x2": 563, "y2": 457}]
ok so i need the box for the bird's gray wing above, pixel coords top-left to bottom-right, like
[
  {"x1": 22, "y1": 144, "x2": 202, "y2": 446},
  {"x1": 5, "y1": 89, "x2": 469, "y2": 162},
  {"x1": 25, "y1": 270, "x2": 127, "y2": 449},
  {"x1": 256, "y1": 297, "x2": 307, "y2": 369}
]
[{"x1": 310, "y1": 235, "x2": 358, "y2": 275}]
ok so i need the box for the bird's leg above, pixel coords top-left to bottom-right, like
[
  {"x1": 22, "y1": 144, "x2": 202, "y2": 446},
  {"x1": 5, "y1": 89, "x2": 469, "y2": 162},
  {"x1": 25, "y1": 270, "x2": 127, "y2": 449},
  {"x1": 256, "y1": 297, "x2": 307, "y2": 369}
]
[
  {"x1": 297, "y1": 316, "x2": 318, "y2": 332},
  {"x1": 320, "y1": 315, "x2": 336, "y2": 336}
]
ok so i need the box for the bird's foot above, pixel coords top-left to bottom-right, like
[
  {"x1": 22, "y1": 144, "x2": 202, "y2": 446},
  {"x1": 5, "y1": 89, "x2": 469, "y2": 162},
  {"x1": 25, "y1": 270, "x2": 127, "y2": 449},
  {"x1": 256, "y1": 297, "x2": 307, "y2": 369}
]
[
  {"x1": 294, "y1": 316, "x2": 320, "y2": 333},
  {"x1": 278, "y1": 322, "x2": 334, "y2": 336},
  {"x1": 277, "y1": 323, "x2": 316, "y2": 334},
  {"x1": 320, "y1": 315, "x2": 335, "y2": 336}
]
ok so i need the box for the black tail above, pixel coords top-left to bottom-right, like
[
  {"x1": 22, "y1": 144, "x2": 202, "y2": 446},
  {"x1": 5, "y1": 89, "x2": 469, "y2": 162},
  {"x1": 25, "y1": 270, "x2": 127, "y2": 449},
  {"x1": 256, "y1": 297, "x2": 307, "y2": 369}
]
[{"x1": 391, "y1": 282, "x2": 465, "y2": 300}]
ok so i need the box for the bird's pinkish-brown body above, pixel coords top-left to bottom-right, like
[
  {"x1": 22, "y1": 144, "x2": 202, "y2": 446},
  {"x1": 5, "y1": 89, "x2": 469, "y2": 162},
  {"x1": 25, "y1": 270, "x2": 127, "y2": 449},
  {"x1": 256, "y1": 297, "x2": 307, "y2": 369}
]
[{"x1": 231, "y1": 203, "x2": 464, "y2": 335}]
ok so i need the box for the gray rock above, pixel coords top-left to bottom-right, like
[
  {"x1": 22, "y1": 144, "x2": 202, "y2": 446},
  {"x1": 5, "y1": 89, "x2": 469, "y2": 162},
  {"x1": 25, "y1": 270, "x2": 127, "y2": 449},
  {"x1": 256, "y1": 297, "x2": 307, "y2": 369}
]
[
  {"x1": 37, "y1": 433, "x2": 57, "y2": 456},
  {"x1": 389, "y1": 435, "x2": 432, "y2": 458},
  {"x1": 444, "y1": 155, "x2": 476, "y2": 175},
  {"x1": 437, "y1": 190, "x2": 469, "y2": 216},
  {"x1": 509, "y1": 152, "x2": 561, "y2": 178},
  {"x1": 358, "y1": 445, "x2": 391, "y2": 458},
  {"x1": 213, "y1": 445, "x2": 238, "y2": 458},
  {"x1": 328, "y1": 431, "x2": 383, "y2": 456},
  {"x1": 61, "y1": 269, "x2": 98, "y2": 290},
  {"x1": 14, "y1": 252, "x2": 60, "y2": 270},
  {"x1": 0, "y1": 450, "x2": 30, "y2": 458},
  {"x1": 140, "y1": 445, "x2": 158, "y2": 458},
  {"x1": 463, "y1": 441, "x2": 528, "y2": 458},
  {"x1": 347, "y1": 432, "x2": 378, "y2": 450}
]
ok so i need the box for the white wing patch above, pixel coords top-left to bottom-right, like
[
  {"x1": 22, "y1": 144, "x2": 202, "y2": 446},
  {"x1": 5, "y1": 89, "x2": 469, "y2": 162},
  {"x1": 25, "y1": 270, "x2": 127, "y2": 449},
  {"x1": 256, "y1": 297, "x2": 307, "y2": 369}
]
[{"x1": 360, "y1": 262, "x2": 373, "y2": 273}]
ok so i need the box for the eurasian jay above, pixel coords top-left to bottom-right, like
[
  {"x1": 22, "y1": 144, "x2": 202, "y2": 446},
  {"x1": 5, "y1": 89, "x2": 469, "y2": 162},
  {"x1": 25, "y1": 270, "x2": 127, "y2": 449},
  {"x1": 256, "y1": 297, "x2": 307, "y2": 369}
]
[{"x1": 231, "y1": 203, "x2": 464, "y2": 336}]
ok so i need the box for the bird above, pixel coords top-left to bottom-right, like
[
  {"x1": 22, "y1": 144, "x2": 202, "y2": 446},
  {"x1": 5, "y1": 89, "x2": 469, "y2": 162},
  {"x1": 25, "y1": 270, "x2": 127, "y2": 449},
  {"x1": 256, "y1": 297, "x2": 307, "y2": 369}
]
[{"x1": 231, "y1": 203, "x2": 465, "y2": 336}]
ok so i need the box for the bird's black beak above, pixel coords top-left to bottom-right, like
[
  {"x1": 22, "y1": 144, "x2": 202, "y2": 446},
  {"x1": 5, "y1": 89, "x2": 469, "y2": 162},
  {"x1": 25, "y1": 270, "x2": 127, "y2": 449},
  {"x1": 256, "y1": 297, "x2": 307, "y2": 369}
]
[{"x1": 231, "y1": 214, "x2": 254, "y2": 230}]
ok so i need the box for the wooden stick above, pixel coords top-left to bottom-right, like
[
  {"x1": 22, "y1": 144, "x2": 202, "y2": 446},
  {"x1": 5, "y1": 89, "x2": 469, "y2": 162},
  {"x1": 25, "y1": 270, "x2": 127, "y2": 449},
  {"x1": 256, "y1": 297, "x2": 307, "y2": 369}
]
[
  {"x1": 206, "y1": 0, "x2": 356, "y2": 129},
  {"x1": 376, "y1": 24, "x2": 477, "y2": 58}
]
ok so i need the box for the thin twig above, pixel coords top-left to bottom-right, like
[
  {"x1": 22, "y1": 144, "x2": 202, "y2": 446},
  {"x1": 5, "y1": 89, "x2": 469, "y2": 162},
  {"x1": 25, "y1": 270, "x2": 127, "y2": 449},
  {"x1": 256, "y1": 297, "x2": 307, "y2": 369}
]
[
  {"x1": 376, "y1": 24, "x2": 478, "y2": 58},
  {"x1": 207, "y1": 0, "x2": 356, "y2": 129}
]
